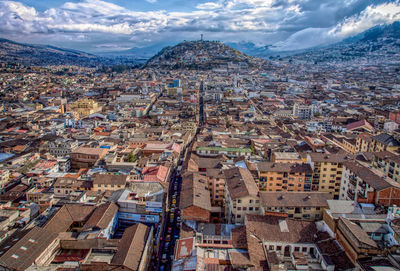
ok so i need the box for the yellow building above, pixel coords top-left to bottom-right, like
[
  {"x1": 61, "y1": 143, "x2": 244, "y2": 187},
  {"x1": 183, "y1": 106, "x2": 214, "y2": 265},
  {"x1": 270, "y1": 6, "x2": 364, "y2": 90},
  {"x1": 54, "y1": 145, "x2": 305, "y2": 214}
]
[
  {"x1": 341, "y1": 138, "x2": 356, "y2": 154},
  {"x1": 307, "y1": 153, "x2": 346, "y2": 199},
  {"x1": 355, "y1": 133, "x2": 373, "y2": 153},
  {"x1": 92, "y1": 173, "x2": 127, "y2": 192},
  {"x1": 260, "y1": 192, "x2": 330, "y2": 221},
  {"x1": 371, "y1": 133, "x2": 400, "y2": 152},
  {"x1": 69, "y1": 98, "x2": 101, "y2": 119}
]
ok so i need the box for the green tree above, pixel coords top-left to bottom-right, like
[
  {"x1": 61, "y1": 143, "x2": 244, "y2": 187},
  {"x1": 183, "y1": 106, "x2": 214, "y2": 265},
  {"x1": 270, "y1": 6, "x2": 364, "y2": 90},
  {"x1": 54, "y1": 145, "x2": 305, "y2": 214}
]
[{"x1": 126, "y1": 152, "x2": 136, "y2": 162}]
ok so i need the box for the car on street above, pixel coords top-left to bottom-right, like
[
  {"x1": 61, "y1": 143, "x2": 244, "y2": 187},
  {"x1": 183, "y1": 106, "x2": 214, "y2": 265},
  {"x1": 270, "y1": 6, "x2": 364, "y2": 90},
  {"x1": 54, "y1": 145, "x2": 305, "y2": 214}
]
[
  {"x1": 164, "y1": 242, "x2": 170, "y2": 251},
  {"x1": 166, "y1": 234, "x2": 171, "y2": 242}
]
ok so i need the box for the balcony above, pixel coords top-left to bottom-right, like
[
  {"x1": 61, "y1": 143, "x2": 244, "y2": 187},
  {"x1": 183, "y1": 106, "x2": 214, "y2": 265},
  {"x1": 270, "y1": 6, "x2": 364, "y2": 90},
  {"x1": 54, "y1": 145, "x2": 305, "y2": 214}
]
[
  {"x1": 349, "y1": 179, "x2": 357, "y2": 187},
  {"x1": 347, "y1": 190, "x2": 355, "y2": 200}
]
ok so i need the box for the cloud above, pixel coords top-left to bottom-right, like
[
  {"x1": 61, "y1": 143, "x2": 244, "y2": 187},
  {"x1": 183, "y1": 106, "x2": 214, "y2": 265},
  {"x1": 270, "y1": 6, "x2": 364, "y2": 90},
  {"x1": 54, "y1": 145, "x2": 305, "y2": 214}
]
[
  {"x1": 0, "y1": 0, "x2": 399, "y2": 53},
  {"x1": 146, "y1": 0, "x2": 157, "y2": 3},
  {"x1": 273, "y1": 1, "x2": 400, "y2": 51},
  {"x1": 331, "y1": 2, "x2": 400, "y2": 38},
  {"x1": 196, "y1": 2, "x2": 223, "y2": 10}
]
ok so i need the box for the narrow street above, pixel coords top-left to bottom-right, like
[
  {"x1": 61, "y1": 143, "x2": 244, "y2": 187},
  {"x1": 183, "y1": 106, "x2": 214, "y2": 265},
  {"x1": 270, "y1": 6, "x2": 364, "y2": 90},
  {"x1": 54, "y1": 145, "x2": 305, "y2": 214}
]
[{"x1": 155, "y1": 81, "x2": 204, "y2": 271}]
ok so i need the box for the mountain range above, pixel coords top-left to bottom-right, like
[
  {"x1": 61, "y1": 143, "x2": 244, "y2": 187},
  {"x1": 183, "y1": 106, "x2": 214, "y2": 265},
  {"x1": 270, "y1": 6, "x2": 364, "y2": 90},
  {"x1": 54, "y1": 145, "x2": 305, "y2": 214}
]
[
  {"x1": 0, "y1": 38, "x2": 100, "y2": 66},
  {"x1": 0, "y1": 21, "x2": 399, "y2": 67},
  {"x1": 286, "y1": 21, "x2": 400, "y2": 63}
]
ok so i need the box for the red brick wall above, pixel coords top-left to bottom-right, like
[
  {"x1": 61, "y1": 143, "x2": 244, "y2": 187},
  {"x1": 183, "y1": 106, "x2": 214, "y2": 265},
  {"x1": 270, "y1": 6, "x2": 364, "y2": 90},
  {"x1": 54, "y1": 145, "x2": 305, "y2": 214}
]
[
  {"x1": 377, "y1": 188, "x2": 400, "y2": 206},
  {"x1": 182, "y1": 206, "x2": 210, "y2": 222}
]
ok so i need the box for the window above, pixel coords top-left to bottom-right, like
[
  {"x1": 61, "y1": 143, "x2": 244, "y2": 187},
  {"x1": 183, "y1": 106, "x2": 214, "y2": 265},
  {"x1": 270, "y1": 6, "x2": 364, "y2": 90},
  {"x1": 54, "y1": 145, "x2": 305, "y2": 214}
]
[
  {"x1": 249, "y1": 199, "x2": 253, "y2": 203},
  {"x1": 20, "y1": 246, "x2": 27, "y2": 251},
  {"x1": 243, "y1": 207, "x2": 247, "y2": 211},
  {"x1": 237, "y1": 207, "x2": 242, "y2": 210},
  {"x1": 269, "y1": 245, "x2": 274, "y2": 250},
  {"x1": 249, "y1": 207, "x2": 253, "y2": 211},
  {"x1": 237, "y1": 214, "x2": 241, "y2": 218},
  {"x1": 302, "y1": 247, "x2": 307, "y2": 252},
  {"x1": 238, "y1": 200, "x2": 241, "y2": 203},
  {"x1": 255, "y1": 207, "x2": 259, "y2": 211},
  {"x1": 294, "y1": 247, "x2": 300, "y2": 252},
  {"x1": 11, "y1": 254, "x2": 19, "y2": 259}
]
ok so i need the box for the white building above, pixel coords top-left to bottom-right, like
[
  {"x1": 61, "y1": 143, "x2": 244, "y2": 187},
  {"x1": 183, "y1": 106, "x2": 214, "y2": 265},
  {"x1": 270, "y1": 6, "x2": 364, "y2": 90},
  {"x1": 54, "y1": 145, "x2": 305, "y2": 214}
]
[{"x1": 293, "y1": 103, "x2": 318, "y2": 120}]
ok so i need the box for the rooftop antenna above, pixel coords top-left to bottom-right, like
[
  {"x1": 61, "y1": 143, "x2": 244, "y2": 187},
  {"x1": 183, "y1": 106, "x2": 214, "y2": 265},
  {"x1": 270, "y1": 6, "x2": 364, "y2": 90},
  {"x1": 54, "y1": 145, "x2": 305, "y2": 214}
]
[{"x1": 201, "y1": 34, "x2": 203, "y2": 41}]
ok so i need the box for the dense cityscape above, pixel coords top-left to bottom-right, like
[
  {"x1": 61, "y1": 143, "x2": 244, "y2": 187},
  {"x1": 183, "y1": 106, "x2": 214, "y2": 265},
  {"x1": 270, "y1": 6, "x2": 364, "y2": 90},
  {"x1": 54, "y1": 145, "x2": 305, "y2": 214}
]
[{"x1": 1, "y1": 1, "x2": 400, "y2": 271}]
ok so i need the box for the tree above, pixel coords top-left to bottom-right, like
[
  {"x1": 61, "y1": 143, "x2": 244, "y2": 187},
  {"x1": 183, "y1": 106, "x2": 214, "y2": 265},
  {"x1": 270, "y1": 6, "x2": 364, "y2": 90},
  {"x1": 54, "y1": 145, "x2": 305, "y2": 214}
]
[{"x1": 126, "y1": 152, "x2": 136, "y2": 162}]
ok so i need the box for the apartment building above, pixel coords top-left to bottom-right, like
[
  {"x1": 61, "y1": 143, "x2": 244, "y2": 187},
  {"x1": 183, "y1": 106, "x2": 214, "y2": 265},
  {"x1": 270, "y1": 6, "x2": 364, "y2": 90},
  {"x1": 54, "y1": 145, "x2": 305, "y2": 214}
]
[
  {"x1": 70, "y1": 147, "x2": 108, "y2": 169},
  {"x1": 372, "y1": 151, "x2": 400, "y2": 183},
  {"x1": 48, "y1": 139, "x2": 78, "y2": 158},
  {"x1": 92, "y1": 173, "x2": 127, "y2": 192},
  {"x1": 196, "y1": 146, "x2": 252, "y2": 158},
  {"x1": 69, "y1": 98, "x2": 102, "y2": 119},
  {"x1": 205, "y1": 168, "x2": 226, "y2": 207},
  {"x1": 224, "y1": 167, "x2": 259, "y2": 224},
  {"x1": 260, "y1": 192, "x2": 330, "y2": 221},
  {"x1": 371, "y1": 133, "x2": 400, "y2": 152},
  {"x1": 307, "y1": 153, "x2": 346, "y2": 199},
  {"x1": 292, "y1": 103, "x2": 318, "y2": 120},
  {"x1": 356, "y1": 133, "x2": 400, "y2": 153},
  {"x1": 340, "y1": 161, "x2": 400, "y2": 206},
  {"x1": 355, "y1": 133, "x2": 373, "y2": 153},
  {"x1": 180, "y1": 172, "x2": 211, "y2": 223},
  {"x1": 0, "y1": 169, "x2": 10, "y2": 194},
  {"x1": 256, "y1": 162, "x2": 313, "y2": 192}
]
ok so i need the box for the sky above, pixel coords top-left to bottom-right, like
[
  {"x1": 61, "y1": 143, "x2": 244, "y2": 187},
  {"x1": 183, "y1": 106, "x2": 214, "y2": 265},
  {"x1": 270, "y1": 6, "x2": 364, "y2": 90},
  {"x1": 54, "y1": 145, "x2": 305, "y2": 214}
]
[{"x1": 0, "y1": 0, "x2": 400, "y2": 53}]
